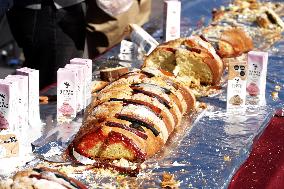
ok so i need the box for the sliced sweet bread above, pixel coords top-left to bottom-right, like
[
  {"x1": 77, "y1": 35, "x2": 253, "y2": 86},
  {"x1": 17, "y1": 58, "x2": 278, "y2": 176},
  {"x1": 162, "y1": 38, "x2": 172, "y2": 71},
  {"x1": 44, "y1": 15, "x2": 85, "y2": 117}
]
[
  {"x1": 143, "y1": 46, "x2": 176, "y2": 72},
  {"x1": 0, "y1": 167, "x2": 87, "y2": 189},
  {"x1": 96, "y1": 72, "x2": 185, "y2": 124},
  {"x1": 141, "y1": 76, "x2": 187, "y2": 114},
  {"x1": 72, "y1": 99, "x2": 170, "y2": 161},
  {"x1": 94, "y1": 85, "x2": 176, "y2": 134},
  {"x1": 143, "y1": 36, "x2": 224, "y2": 86},
  {"x1": 141, "y1": 67, "x2": 196, "y2": 113},
  {"x1": 130, "y1": 82, "x2": 183, "y2": 126},
  {"x1": 70, "y1": 68, "x2": 197, "y2": 163},
  {"x1": 175, "y1": 47, "x2": 215, "y2": 85},
  {"x1": 119, "y1": 69, "x2": 188, "y2": 113},
  {"x1": 201, "y1": 26, "x2": 254, "y2": 58}
]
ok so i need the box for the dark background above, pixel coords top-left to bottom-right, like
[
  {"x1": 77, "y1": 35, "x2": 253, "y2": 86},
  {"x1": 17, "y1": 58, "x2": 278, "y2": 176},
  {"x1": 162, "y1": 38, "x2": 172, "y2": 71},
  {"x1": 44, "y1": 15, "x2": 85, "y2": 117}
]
[{"x1": 0, "y1": 0, "x2": 163, "y2": 79}]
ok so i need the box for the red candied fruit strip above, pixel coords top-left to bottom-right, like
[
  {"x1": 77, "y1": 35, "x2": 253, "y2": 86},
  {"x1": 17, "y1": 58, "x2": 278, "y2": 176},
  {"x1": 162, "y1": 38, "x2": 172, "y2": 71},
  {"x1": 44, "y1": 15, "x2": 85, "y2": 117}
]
[
  {"x1": 158, "y1": 68, "x2": 175, "y2": 77},
  {"x1": 75, "y1": 129, "x2": 107, "y2": 158},
  {"x1": 164, "y1": 47, "x2": 176, "y2": 53}
]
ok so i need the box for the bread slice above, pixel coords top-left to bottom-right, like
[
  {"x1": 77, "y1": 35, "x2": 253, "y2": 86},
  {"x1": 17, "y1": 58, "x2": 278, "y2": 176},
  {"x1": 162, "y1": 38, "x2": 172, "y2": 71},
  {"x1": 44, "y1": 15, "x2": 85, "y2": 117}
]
[
  {"x1": 175, "y1": 48, "x2": 214, "y2": 85},
  {"x1": 0, "y1": 167, "x2": 87, "y2": 189},
  {"x1": 142, "y1": 38, "x2": 189, "y2": 73},
  {"x1": 201, "y1": 26, "x2": 254, "y2": 58},
  {"x1": 143, "y1": 46, "x2": 177, "y2": 72},
  {"x1": 71, "y1": 67, "x2": 197, "y2": 163},
  {"x1": 143, "y1": 36, "x2": 224, "y2": 86},
  {"x1": 100, "y1": 66, "x2": 129, "y2": 82},
  {"x1": 184, "y1": 36, "x2": 224, "y2": 83},
  {"x1": 141, "y1": 67, "x2": 196, "y2": 113},
  {"x1": 74, "y1": 119, "x2": 148, "y2": 161},
  {"x1": 73, "y1": 99, "x2": 169, "y2": 161},
  {"x1": 94, "y1": 85, "x2": 176, "y2": 135}
]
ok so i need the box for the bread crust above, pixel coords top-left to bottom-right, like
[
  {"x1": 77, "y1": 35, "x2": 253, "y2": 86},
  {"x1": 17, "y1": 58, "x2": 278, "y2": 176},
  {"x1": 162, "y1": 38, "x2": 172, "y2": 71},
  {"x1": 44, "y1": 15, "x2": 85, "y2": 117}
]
[
  {"x1": 201, "y1": 26, "x2": 254, "y2": 58},
  {"x1": 219, "y1": 28, "x2": 254, "y2": 58},
  {"x1": 141, "y1": 67, "x2": 196, "y2": 113},
  {"x1": 8, "y1": 168, "x2": 87, "y2": 189},
  {"x1": 100, "y1": 67, "x2": 129, "y2": 82},
  {"x1": 184, "y1": 36, "x2": 224, "y2": 85},
  {"x1": 70, "y1": 68, "x2": 196, "y2": 162},
  {"x1": 143, "y1": 36, "x2": 224, "y2": 85}
]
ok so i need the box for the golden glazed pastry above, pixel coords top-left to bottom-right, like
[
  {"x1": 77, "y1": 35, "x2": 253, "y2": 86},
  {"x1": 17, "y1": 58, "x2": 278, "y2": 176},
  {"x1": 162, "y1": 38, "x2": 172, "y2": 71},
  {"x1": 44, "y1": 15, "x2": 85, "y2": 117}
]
[
  {"x1": 201, "y1": 26, "x2": 254, "y2": 58},
  {"x1": 206, "y1": 0, "x2": 284, "y2": 52},
  {"x1": 0, "y1": 167, "x2": 87, "y2": 189},
  {"x1": 143, "y1": 36, "x2": 224, "y2": 86},
  {"x1": 67, "y1": 0, "x2": 275, "y2": 168},
  {"x1": 69, "y1": 68, "x2": 196, "y2": 162}
]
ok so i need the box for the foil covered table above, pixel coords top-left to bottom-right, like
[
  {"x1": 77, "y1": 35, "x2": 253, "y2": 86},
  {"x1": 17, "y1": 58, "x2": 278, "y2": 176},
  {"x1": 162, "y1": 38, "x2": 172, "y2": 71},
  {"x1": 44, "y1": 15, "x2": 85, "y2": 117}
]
[{"x1": 1, "y1": 0, "x2": 284, "y2": 188}]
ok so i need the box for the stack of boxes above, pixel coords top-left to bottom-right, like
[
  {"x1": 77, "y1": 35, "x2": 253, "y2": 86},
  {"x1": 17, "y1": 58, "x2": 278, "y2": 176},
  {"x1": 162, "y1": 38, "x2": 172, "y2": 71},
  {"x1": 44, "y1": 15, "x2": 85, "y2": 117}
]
[
  {"x1": 0, "y1": 67, "x2": 40, "y2": 159},
  {"x1": 163, "y1": 0, "x2": 181, "y2": 42},
  {"x1": 226, "y1": 51, "x2": 269, "y2": 112},
  {"x1": 0, "y1": 58, "x2": 93, "y2": 159},
  {"x1": 57, "y1": 58, "x2": 93, "y2": 123}
]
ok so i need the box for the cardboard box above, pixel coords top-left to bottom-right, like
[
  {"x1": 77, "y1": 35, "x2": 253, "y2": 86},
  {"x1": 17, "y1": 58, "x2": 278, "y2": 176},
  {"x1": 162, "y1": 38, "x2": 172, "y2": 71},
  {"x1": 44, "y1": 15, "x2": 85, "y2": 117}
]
[
  {"x1": 5, "y1": 75, "x2": 29, "y2": 128},
  {"x1": 65, "y1": 64, "x2": 86, "y2": 112},
  {"x1": 70, "y1": 58, "x2": 93, "y2": 106},
  {"x1": 246, "y1": 51, "x2": 268, "y2": 106},
  {"x1": 227, "y1": 61, "x2": 247, "y2": 112},
  {"x1": 16, "y1": 67, "x2": 40, "y2": 126},
  {"x1": 57, "y1": 68, "x2": 78, "y2": 122},
  {"x1": 163, "y1": 0, "x2": 181, "y2": 41}
]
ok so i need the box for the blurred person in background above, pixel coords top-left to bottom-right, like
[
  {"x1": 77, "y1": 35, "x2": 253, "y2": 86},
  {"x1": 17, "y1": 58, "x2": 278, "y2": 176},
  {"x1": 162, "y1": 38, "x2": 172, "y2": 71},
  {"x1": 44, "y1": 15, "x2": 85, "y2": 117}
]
[
  {"x1": 0, "y1": 0, "x2": 13, "y2": 18},
  {"x1": 6, "y1": 0, "x2": 86, "y2": 89},
  {"x1": 1, "y1": 0, "x2": 23, "y2": 70},
  {"x1": 86, "y1": 0, "x2": 152, "y2": 58},
  {"x1": 5, "y1": 0, "x2": 151, "y2": 89}
]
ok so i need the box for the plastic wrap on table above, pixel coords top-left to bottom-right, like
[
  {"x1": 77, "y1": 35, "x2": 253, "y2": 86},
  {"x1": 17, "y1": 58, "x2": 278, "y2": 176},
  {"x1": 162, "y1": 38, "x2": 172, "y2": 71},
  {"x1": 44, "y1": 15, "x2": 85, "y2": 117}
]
[{"x1": 1, "y1": 0, "x2": 284, "y2": 188}]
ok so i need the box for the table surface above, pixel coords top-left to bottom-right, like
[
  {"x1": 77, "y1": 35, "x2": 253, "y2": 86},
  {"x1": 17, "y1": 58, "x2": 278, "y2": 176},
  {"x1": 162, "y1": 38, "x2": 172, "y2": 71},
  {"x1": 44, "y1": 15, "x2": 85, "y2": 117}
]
[{"x1": 34, "y1": 0, "x2": 284, "y2": 188}]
